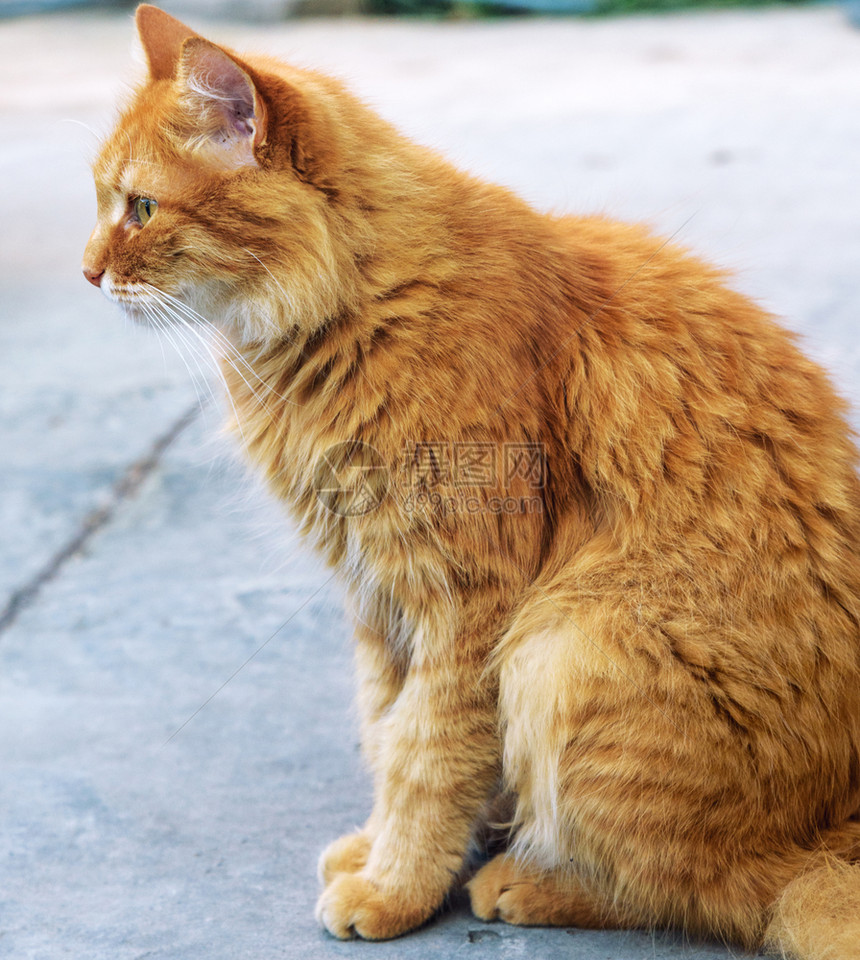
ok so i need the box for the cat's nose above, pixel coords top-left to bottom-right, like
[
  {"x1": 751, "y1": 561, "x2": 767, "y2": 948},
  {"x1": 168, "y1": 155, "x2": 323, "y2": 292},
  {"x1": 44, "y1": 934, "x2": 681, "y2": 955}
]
[{"x1": 83, "y1": 265, "x2": 104, "y2": 287}]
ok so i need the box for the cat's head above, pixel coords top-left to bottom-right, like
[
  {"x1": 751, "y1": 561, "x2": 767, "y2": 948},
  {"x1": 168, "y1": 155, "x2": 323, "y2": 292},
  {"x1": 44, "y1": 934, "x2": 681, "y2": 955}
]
[{"x1": 82, "y1": 4, "x2": 365, "y2": 343}]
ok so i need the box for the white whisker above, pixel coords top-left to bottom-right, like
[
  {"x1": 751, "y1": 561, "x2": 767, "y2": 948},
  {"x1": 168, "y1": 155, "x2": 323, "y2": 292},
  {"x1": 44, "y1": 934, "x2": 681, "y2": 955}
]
[
  {"x1": 167, "y1": 312, "x2": 251, "y2": 445},
  {"x1": 145, "y1": 284, "x2": 300, "y2": 410},
  {"x1": 140, "y1": 299, "x2": 212, "y2": 417},
  {"x1": 142, "y1": 286, "x2": 260, "y2": 442},
  {"x1": 60, "y1": 118, "x2": 102, "y2": 142},
  {"x1": 158, "y1": 310, "x2": 221, "y2": 408}
]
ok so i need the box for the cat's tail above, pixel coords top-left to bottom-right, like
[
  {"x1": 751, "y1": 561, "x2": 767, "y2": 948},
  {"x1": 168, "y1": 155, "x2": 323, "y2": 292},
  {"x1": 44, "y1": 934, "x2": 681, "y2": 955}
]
[{"x1": 764, "y1": 820, "x2": 860, "y2": 960}]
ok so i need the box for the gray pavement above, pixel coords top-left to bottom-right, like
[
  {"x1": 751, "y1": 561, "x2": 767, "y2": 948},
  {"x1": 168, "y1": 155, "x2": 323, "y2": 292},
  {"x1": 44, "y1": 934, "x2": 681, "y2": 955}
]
[{"x1": 1, "y1": 6, "x2": 859, "y2": 958}]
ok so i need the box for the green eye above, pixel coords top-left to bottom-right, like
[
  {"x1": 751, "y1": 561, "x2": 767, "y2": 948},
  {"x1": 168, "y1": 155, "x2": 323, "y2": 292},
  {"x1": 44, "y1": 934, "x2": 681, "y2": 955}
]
[{"x1": 133, "y1": 196, "x2": 158, "y2": 225}]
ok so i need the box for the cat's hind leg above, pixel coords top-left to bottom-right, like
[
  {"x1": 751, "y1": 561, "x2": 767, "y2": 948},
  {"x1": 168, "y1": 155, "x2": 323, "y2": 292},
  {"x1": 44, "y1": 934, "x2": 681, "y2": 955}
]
[
  {"x1": 467, "y1": 853, "x2": 626, "y2": 929},
  {"x1": 488, "y1": 593, "x2": 860, "y2": 952},
  {"x1": 467, "y1": 605, "x2": 652, "y2": 933},
  {"x1": 468, "y1": 839, "x2": 860, "y2": 960}
]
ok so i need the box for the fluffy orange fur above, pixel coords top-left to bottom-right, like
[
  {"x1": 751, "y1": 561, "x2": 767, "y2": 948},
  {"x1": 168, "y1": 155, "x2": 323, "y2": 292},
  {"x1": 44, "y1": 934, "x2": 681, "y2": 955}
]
[{"x1": 84, "y1": 6, "x2": 860, "y2": 955}]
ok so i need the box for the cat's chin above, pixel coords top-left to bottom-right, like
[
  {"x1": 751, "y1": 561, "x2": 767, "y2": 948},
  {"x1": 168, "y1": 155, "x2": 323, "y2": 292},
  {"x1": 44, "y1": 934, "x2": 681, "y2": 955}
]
[
  {"x1": 105, "y1": 292, "x2": 155, "y2": 328},
  {"x1": 117, "y1": 302, "x2": 151, "y2": 326}
]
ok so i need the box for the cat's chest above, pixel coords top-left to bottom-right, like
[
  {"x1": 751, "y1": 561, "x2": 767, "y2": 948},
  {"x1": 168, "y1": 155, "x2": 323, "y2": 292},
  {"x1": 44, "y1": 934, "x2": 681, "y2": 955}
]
[
  {"x1": 230, "y1": 381, "x2": 439, "y2": 592},
  {"x1": 226, "y1": 328, "x2": 506, "y2": 629}
]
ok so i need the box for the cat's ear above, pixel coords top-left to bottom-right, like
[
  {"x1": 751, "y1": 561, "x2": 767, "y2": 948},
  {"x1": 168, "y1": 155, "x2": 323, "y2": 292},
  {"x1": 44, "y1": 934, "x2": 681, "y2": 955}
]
[
  {"x1": 136, "y1": 4, "x2": 199, "y2": 81},
  {"x1": 176, "y1": 38, "x2": 267, "y2": 170}
]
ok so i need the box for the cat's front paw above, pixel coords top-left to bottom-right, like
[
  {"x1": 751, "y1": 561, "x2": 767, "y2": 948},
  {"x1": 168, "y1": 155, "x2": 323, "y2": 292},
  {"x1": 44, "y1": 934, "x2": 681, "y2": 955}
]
[
  {"x1": 315, "y1": 871, "x2": 432, "y2": 940},
  {"x1": 317, "y1": 832, "x2": 372, "y2": 885}
]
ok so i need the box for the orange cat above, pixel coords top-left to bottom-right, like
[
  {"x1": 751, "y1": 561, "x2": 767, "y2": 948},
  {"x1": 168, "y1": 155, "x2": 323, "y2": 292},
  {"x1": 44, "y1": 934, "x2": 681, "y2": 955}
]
[{"x1": 83, "y1": 6, "x2": 860, "y2": 957}]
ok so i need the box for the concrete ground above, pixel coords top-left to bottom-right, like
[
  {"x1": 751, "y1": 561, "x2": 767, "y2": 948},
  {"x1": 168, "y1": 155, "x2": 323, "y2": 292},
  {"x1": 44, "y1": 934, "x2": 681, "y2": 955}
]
[{"x1": 1, "y1": 5, "x2": 859, "y2": 958}]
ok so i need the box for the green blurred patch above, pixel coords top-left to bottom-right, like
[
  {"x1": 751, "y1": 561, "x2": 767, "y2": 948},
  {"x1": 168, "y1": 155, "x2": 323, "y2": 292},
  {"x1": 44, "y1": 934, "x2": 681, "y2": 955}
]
[
  {"x1": 593, "y1": 0, "x2": 807, "y2": 13},
  {"x1": 366, "y1": 0, "x2": 810, "y2": 16}
]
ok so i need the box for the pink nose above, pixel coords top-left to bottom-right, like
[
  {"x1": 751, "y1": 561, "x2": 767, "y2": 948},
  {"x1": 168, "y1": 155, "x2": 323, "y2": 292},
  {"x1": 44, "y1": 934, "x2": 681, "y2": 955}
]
[{"x1": 83, "y1": 265, "x2": 104, "y2": 287}]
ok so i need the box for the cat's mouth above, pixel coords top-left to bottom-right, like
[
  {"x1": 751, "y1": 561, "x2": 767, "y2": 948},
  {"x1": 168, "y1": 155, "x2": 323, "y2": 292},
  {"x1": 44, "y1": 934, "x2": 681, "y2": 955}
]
[
  {"x1": 103, "y1": 275, "x2": 147, "y2": 306},
  {"x1": 102, "y1": 276, "x2": 177, "y2": 328},
  {"x1": 102, "y1": 276, "x2": 215, "y2": 342}
]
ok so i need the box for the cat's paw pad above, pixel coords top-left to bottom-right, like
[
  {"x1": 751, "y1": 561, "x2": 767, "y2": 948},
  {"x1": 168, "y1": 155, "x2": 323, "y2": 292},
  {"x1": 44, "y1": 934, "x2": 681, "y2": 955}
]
[
  {"x1": 315, "y1": 871, "x2": 429, "y2": 940},
  {"x1": 318, "y1": 832, "x2": 372, "y2": 885}
]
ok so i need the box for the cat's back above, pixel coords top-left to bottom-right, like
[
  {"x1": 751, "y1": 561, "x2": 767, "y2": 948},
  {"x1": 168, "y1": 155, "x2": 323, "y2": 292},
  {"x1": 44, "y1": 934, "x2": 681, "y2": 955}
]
[
  {"x1": 541, "y1": 213, "x2": 860, "y2": 610},
  {"x1": 547, "y1": 213, "x2": 857, "y2": 478}
]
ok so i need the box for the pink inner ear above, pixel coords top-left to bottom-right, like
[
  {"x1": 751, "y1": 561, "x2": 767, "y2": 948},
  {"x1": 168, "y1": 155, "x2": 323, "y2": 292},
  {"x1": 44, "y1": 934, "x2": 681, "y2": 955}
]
[{"x1": 183, "y1": 41, "x2": 258, "y2": 140}]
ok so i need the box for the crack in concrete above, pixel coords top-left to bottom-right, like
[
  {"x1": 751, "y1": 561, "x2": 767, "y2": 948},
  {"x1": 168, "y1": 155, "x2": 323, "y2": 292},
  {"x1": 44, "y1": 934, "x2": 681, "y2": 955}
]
[{"x1": 0, "y1": 401, "x2": 203, "y2": 635}]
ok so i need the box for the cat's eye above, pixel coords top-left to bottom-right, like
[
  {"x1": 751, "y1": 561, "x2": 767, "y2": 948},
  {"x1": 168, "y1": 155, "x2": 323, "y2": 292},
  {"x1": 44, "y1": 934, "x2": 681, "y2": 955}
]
[{"x1": 133, "y1": 196, "x2": 158, "y2": 226}]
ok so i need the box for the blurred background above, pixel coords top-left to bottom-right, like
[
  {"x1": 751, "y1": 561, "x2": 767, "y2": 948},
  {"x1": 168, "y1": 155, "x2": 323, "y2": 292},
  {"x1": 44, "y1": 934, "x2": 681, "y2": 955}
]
[
  {"x1": 6, "y1": 0, "x2": 852, "y2": 21},
  {"x1": 3, "y1": 0, "x2": 860, "y2": 23},
  {"x1": 1, "y1": 2, "x2": 859, "y2": 958}
]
